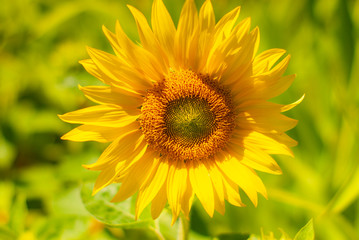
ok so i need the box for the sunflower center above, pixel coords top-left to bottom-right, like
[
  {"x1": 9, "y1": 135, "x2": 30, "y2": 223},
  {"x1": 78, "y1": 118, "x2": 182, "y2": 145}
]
[
  {"x1": 140, "y1": 70, "x2": 235, "y2": 162},
  {"x1": 165, "y1": 98, "x2": 215, "y2": 144}
]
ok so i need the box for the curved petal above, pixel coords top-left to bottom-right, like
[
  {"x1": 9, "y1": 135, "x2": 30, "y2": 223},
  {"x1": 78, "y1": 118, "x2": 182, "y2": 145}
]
[
  {"x1": 206, "y1": 162, "x2": 225, "y2": 215},
  {"x1": 92, "y1": 163, "x2": 118, "y2": 195},
  {"x1": 151, "y1": 0, "x2": 176, "y2": 63},
  {"x1": 91, "y1": 138, "x2": 147, "y2": 195},
  {"x1": 102, "y1": 25, "x2": 125, "y2": 59},
  {"x1": 151, "y1": 181, "x2": 168, "y2": 219},
  {"x1": 115, "y1": 21, "x2": 164, "y2": 83},
  {"x1": 236, "y1": 101, "x2": 298, "y2": 133},
  {"x1": 233, "y1": 56, "x2": 294, "y2": 101},
  {"x1": 87, "y1": 46, "x2": 151, "y2": 92},
  {"x1": 216, "y1": 157, "x2": 267, "y2": 206},
  {"x1": 136, "y1": 158, "x2": 169, "y2": 218},
  {"x1": 214, "y1": 6, "x2": 241, "y2": 40},
  {"x1": 267, "y1": 132, "x2": 298, "y2": 147},
  {"x1": 222, "y1": 173, "x2": 245, "y2": 207},
  {"x1": 111, "y1": 150, "x2": 158, "y2": 203},
  {"x1": 196, "y1": 0, "x2": 215, "y2": 72},
  {"x1": 189, "y1": 160, "x2": 214, "y2": 217},
  {"x1": 233, "y1": 130, "x2": 293, "y2": 157},
  {"x1": 79, "y1": 85, "x2": 143, "y2": 110},
  {"x1": 181, "y1": 174, "x2": 194, "y2": 219},
  {"x1": 79, "y1": 59, "x2": 141, "y2": 97},
  {"x1": 252, "y1": 48, "x2": 286, "y2": 75},
  {"x1": 227, "y1": 142, "x2": 282, "y2": 175},
  {"x1": 199, "y1": 0, "x2": 215, "y2": 33},
  {"x1": 167, "y1": 161, "x2": 188, "y2": 225},
  {"x1": 281, "y1": 94, "x2": 305, "y2": 112},
  {"x1": 58, "y1": 105, "x2": 138, "y2": 127},
  {"x1": 127, "y1": 5, "x2": 169, "y2": 72},
  {"x1": 83, "y1": 129, "x2": 143, "y2": 170},
  {"x1": 61, "y1": 121, "x2": 139, "y2": 143},
  {"x1": 174, "y1": 0, "x2": 198, "y2": 68}
]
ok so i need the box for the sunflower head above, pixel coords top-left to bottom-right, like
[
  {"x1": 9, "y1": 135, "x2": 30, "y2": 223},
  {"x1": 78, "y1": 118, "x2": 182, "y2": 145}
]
[{"x1": 59, "y1": 0, "x2": 303, "y2": 224}]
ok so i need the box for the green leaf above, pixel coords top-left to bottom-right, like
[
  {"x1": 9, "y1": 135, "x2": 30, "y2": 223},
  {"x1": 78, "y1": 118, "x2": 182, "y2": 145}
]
[
  {"x1": 8, "y1": 193, "x2": 27, "y2": 234},
  {"x1": 0, "y1": 225, "x2": 17, "y2": 240},
  {"x1": 189, "y1": 231, "x2": 212, "y2": 240},
  {"x1": 0, "y1": 136, "x2": 15, "y2": 169},
  {"x1": 294, "y1": 219, "x2": 314, "y2": 240},
  {"x1": 36, "y1": 216, "x2": 91, "y2": 240},
  {"x1": 80, "y1": 182, "x2": 154, "y2": 228},
  {"x1": 329, "y1": 164, "x2": 359, "y2": 213},
  {"x1": 216, "y1": 233, "x2": 250, "y2": 240},
  {"x1": 52, "y1": 186, "x2": 89, "y2": 217},
  {"x1": 155, "y1": 209, "x2": 179, "y2": 240}
]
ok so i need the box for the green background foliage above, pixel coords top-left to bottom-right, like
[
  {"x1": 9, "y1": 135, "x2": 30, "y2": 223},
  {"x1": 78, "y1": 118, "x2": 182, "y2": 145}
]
[{"x1": 0, "y1": 0, "x2": 358, "y2": 239}]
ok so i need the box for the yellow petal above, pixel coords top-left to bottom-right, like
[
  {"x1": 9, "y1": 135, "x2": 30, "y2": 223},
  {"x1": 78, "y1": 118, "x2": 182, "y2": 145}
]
[
  {"x1": 114, "y1": 140, "x2": 148, "y2": 180},
  {"x1": 236, "y1": 115, "x2": 297, "y2": 134},
  {"x1": 79, "y1": 59, "x2": 112, "y2": 85},
  {"x1": 92, "y1": 164, "x2": 117, "y2": 195},
  {"x1": 206, "y1": 162, "x2": 225, "y2": 215},
  {"x1": 235, "y1": 130, "x2": 293, "y2": 157},
  {"x1": 115, "y1": 21, "x2": 164, "y2": 83},
  {"x1": 206, "y1": 8, "x2": 252, "y2": 77},
  {"x1": 199, "y1": 0, "x2": 215, "y2": 33},
  {"x1": 174, "y1": 0, "x2": 198, "y2": 67},
  {"x1": 58, "y1": 105, "x2": 138, "y2": 127},
  {"x1": 251, "y1": 27, "x2": 260, "y2": 59},
  {"x1": 213, "y1": 6, "x2": 241, "y2": 42},
  {"x1": 79, "y1": 85, "x2": 142, "y2": 110},
  {"x1": 92, "y1": 137, "x2": 146, "y2": 195},
  {"x1": 127, "y1": 5, "x2": 169, "y2": 72},
  {"x1": 151, "y1": 0, "x2": 176, "y2": 63},
  {"x1": 253, "y1": 48, "x2": 287, "y2": 75},
  {"x1": 136, "y1": 159, "x2": 169, "y2": 218},
  {"x1": 281, "y1": 94, "x2": 305, "y2": 112},
  {"x1": 87, "y1": 46, "x2": 151, "y2": 92},
  {"x1": 83, "y1": 129, "x2": 143, "y2": 170},
  {"x1": 267, "y1": 132, "x2": 298, "y2": 147},
  {"x1": 196, "y1": 0, "x2": 215, "y2": 71},
  {"x1": 222, "y1": 173, "x2": 245, "y2": 207},
  {"x1": 151, "y1": 182, "x2": 167, "y2": 219},
  {"x1": 102, "y1": 25, "x2": 124, "y2": 58},
  {"x1": 167, "y1": 161, "x2": 188, "y2": 225},
  {"x1": 181, "y1": 174, "x2": 194, "y2": 219},
  {"x1": 188, "y1": 160, "x2": 214, "y2": 217},
  {"x1": 236, "y1": 100, "x2": 298, "y2": 133},
  {"x1": 218, "y1": 18, "x2": 252, "y2": 83},
  {"x1": 111, "y1": 151, "x2": 158, "y2": 203},
  {"x1": 79, "y1": 59, "x2": 141, "y2": 97},
  {"x1": 227, "y1": 142, "x2": 282, "y2": 175},
  {"x1": 61, "y1": 122, "x2": 138, "y2": 143},
  {"x1": 233, "y1": 57, "x2": 294, "y2": 101},
  {"x1": 217, "y1": 157, "x2": 267, "y2": 206}
]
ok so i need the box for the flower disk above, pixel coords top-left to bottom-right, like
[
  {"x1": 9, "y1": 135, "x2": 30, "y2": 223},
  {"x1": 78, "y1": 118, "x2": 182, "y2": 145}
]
[
  {"x1": 59, "y1": 0, "x2": 303, "y2": 225},
  {"x1": 141, "y1": 70, "x2": 235, "y2": 162}
]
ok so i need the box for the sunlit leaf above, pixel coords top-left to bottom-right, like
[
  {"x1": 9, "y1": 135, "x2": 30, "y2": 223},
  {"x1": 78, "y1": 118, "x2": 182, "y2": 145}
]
[
  {"x1": 8, "y1": 193, "x2": 27, "y2": 234},
  {"x1": 329, "y1": 164, "x2": 359, "y2": 214},
  {"x1": 0, "y1": 225, "x2": 17, "y2": 240},
  {"x1": 293, "y1": 219, "x2": 314, "y2": 240},
  {"x1": 81, "y1": 182, "x2": 154, "y2": 228},
  {"x1": 36, "y1": 216, "x2": 90, "y2": 240},
  {"x1": 0, "y1": 136, "x2": 15, "y2": 169},
  {"x1": 216, "y1": 233, "x2": 250, "y2": 240}
]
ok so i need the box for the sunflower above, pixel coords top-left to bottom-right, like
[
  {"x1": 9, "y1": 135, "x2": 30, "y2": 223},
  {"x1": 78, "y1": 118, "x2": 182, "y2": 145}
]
[{"x1": 59, "y1": 0, "x2": 302, "y2": 224}]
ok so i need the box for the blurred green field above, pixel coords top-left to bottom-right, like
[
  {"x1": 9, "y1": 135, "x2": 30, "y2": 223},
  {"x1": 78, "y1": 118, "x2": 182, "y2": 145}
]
[{"x1": 0, "y1": 0, "x2": 358, "y2": 239}]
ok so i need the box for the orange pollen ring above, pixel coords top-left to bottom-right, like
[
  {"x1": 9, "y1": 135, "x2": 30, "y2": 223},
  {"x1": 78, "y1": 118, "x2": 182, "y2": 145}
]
[{"x1": 140, "y1": 70, "x2": 235, "y2": 162}]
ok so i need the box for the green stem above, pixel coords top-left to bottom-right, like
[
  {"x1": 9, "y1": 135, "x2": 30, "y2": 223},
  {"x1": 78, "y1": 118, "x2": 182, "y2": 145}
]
[{"x1": 177, "y1": 214, "x2": 189, "y2": 240}]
